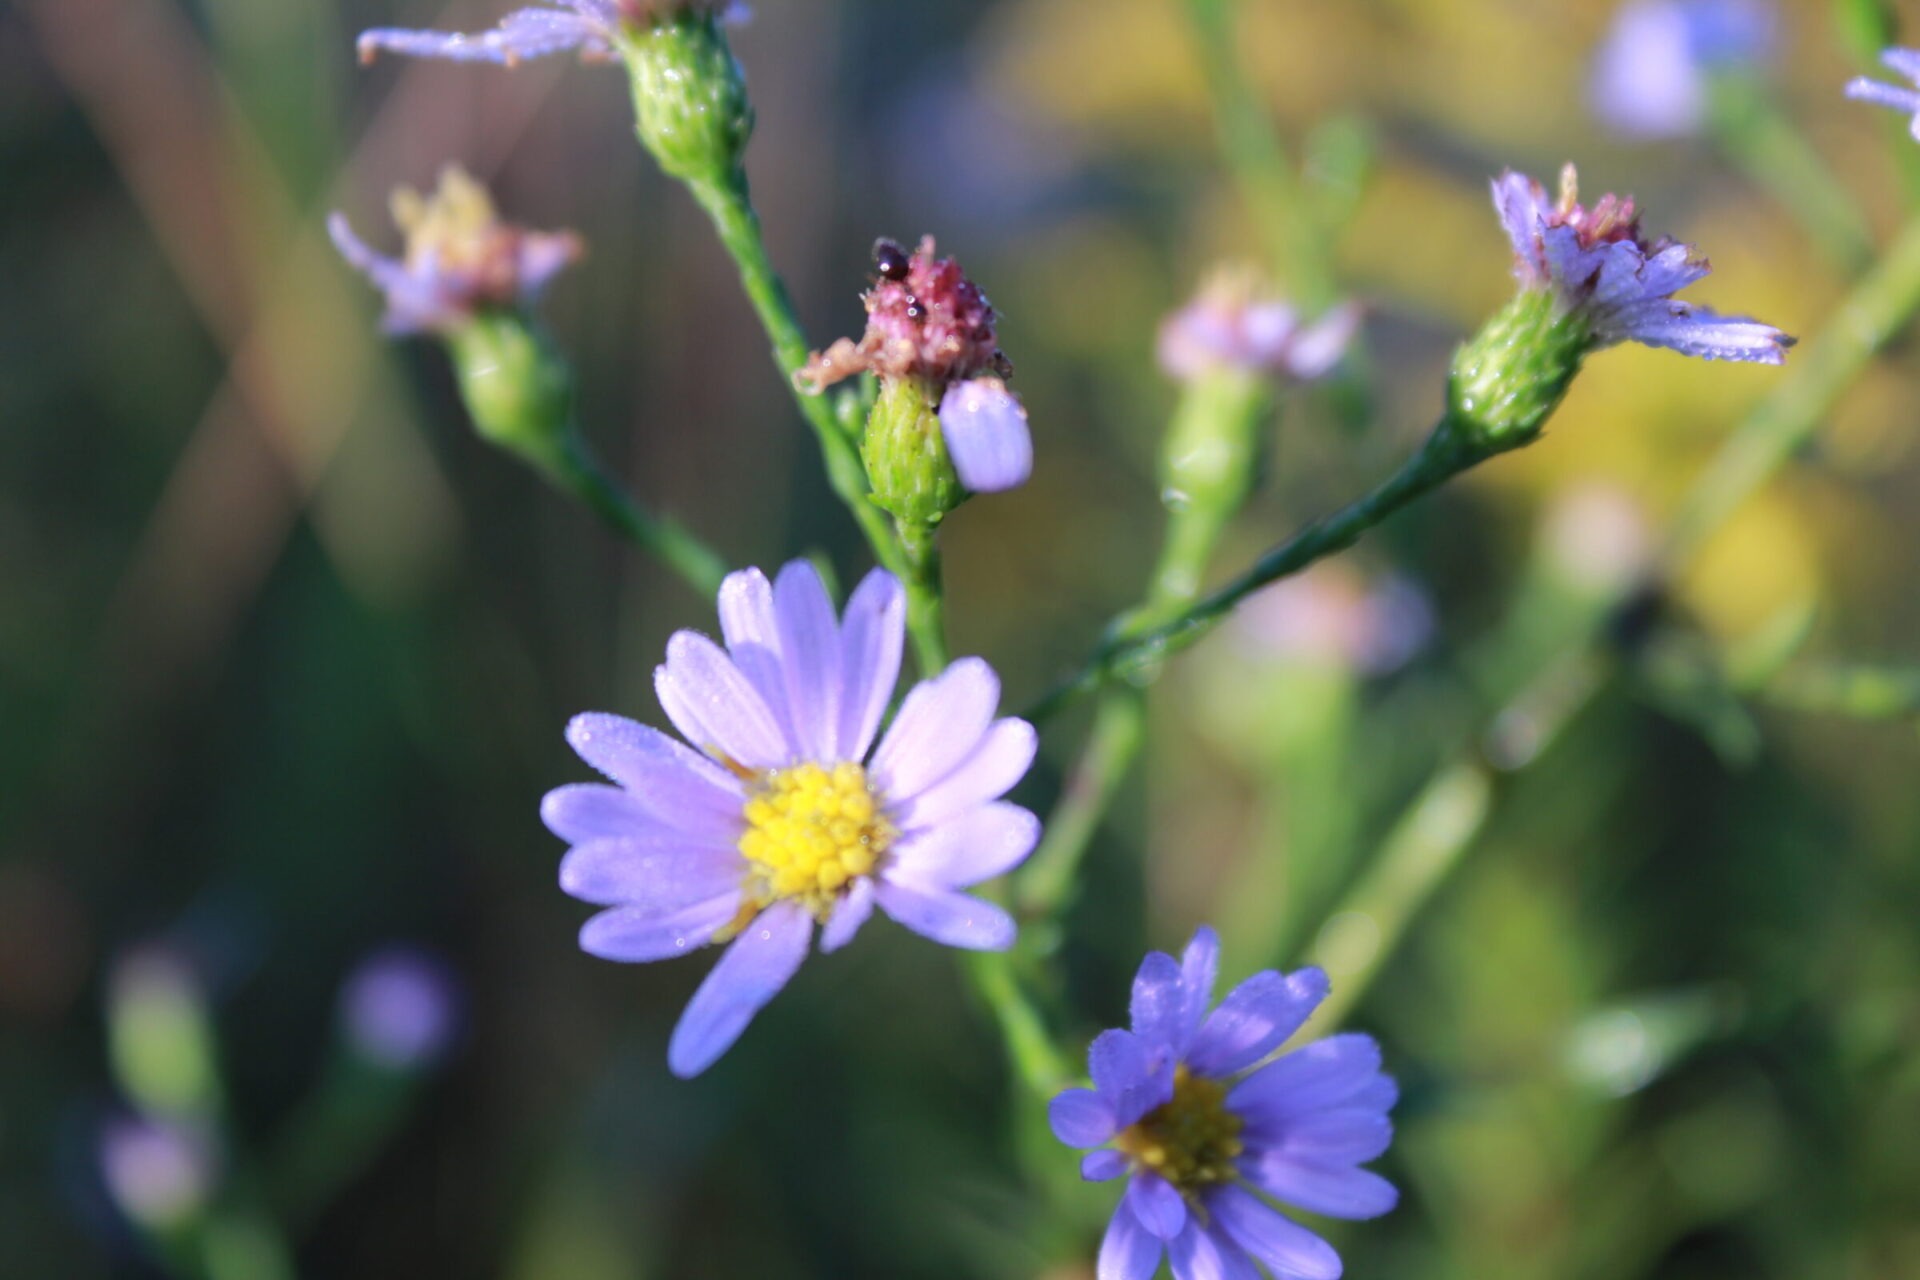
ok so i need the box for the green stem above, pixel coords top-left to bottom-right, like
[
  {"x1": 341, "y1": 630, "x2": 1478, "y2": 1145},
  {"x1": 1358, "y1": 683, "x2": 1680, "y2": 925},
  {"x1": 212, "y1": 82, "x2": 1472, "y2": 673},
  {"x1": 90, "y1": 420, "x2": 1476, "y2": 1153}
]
[
  {"x1": 965, "y1": 945, "x2": 1071, "y2": 1098},
  {"x1": 1708, "y1": 73, "x2": 1875, "y2": 272},
  {"x1": 540, "y1": 434, "x2": 729, "y2": 597},
  {"x1": 897, "y1": 518, "x2": 950, "y2": 676},
  {"x1": 1750, "y1": 661, "x2": 1920, "y2": 719},
  {"x1": 1016, "y1": 690, "x2": 1148, "y2": 918},
  {"x1": 683, "y1": 174, "x2": 909, "y2": 585},
  {"x1": 1026, "y1": 420, "x2": 1476, "y2": 722}
]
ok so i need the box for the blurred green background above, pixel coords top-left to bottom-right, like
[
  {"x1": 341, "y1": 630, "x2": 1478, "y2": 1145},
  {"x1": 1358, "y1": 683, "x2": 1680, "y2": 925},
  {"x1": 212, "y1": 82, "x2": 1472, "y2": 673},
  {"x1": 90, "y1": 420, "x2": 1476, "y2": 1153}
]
[{"x1": 6, "y1": 0, "x2": 1920, "y2": 1276}]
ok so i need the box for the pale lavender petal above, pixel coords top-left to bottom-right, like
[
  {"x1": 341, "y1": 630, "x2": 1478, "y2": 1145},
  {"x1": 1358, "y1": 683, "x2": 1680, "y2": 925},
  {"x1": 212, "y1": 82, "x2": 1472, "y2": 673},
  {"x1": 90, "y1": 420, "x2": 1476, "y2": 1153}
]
[
  {"x1": 819, "y1": 877, "x2": 875, "y2": 953},
  {"x1": 1846, "y1": 77, "x2": 1920, "y2": 115},
  {"x1": 558, "y1": 838, "x2": 741, "y2": 909},
  {"x1": 872, "y1": 880, "x2": 1014, "y2": 951},
  {"x1": 1883, "y1": 47, "x2": 1920, "y2": 80},
  {"x1": 836, "y1": 569, "x2": 905, "y2": 761},
  {"x1": 887, "y1": 802, "x2": 1039, "y2": 889},
  {"x1": 1177, "y1": 927, "x2": 1221, "y2": 1053},
  {"x1": 329, "y1": 212, "x2": 458, "y2": 334},
  {"x1": 666, "y1": 902, "x2": 812, "y2": 1077},
  {"x1": 1099, "y1": 1202, "x2": 1164, "y2": 1280},
  {"x1": 1228, "y1": 1034, "x2": 1384, "y2": 1126},
  {"x1": 356, "y1": 8, "x2": 604, "y2": 66},
  {"x1": 939, "y1": 379, "x2": 1032, "y2": 493},
  {"x1": 1634, "y1": 243, "x2": 1710, "y2": 300},
  {"x1": 565, "y1": 713, "x2": 745, "y2": 823},
  {"x1": 772, "y1": 560, "x2": 842, "y2": 761},
  {"x1": 894, "y1": 718, "x2": 1037, "y2": 829},
  {"x1": 1168, "y1": 1217, "x2": 1261, "y2": 1280},
  {"x1": 1540, "y1": 224, "x2": 1604, "y2": 294},
  {"x1": 1490, "y1": 172, "x2": 1549, "y2": 282},
  {"x1": 578, "y1": 894, "x2": 740, "y2": 963},
  {"x1": 869, "y1": 658, "x2": 999, "y2": 802},
  {"x1": 1283, "y1": 303, "x2": 1362, "y2": 381},
  {"x1": 1243, "y1": 1154, "x2": 1400, "y2": 1220},
  {"x1": 1129, "y1": 951, "x2": 1186, "y2": 1059},
  {"x1": 1088, "y1": 1028, "x2": 1171, "y2": 1127},
  {"x1": 1209, "y1": 1185, "x2": 1342, "y2": 1279},
  {"x1": 716, "y1": 568, "x2": 797, "y2": 752},
  {"x1": 1607, "y1": 303, "x2": 1792, "y2": 363},
  {"x1": 1188, "y1": 966, "x2": 1330, "y2": 1078},
  {"x1": 1048, "y1": 1087, "x2": 1117, "y2": 1148},
  {"x1": 1126, "y1": 1171, "x2": 1187, "y2": 1240},
  {"x1": 1082, "y1": 1149, "x2": 1128, "y2": 1181},
  {"x1": 1269, "y1": 1107, "x2": 1395, "y2": 1165},
  {"x1": 541, "y1": 783, "x2": 656, "y2": 843},
  {"x1": 655, "y1": 631, "x2": 789, "y2": 770}
]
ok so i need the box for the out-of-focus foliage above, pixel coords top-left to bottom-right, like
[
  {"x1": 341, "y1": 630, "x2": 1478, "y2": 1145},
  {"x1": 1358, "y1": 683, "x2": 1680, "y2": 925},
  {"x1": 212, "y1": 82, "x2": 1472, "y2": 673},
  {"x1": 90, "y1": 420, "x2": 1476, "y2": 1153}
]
[{"x1": 6, "y1": 0, "x2": 1920, "y2": 1276}]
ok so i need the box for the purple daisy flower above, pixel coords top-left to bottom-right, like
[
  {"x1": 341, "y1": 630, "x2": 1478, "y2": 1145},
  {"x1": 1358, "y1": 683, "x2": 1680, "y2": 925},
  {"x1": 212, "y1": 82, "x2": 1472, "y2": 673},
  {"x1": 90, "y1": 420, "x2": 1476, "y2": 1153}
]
[
  {"x1": 545, "y1": 559, "x2": 1039, "y2": 1077},
  {"x1": 355, "y1": 1, "x2": 747, "y2": 68},
  {"x1": 1049, "y1": 928, "x2": 1398, "y2": 1280},
  {"x1": 330, "y1": 166, "x2": 582, "y2": 335},
  {"x1": 1846, "y1": 48, "x2": 1920, "y2": 142},
  {"x1": 1493, "y1": 164, "x2": 1791, "y2": 363}
]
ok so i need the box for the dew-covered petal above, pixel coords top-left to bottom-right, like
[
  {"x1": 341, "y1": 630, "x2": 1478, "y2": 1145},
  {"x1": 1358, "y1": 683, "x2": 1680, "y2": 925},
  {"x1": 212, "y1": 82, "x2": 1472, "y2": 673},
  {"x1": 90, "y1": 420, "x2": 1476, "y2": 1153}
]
[
  {"x1": 541, "y1": 783, "x2": 657, "y2": 843},
  {"x1": 1129, "y1": 951, "x2": 1186, "y2": 1058},
  {"x1": 717, "y1": 568, "x2": 797, "y2": 753},
  {"x1": 888, "y1": 802, "x2": 1039, "y2": 889},
  {"x1": 869, "y1": 658, "x2": 999, "y2": 802},
  {"x1": 939, "y1": 379, "x2": 1032, "y2": 493},
  {"x1": 772, "y1": 560, "x2": 842, "y2": 761},
  {"x1": 1167, "y1": 1216, "x2": 1262, "y2": 1280},
  {"x1": 819, "y1": 877, "x2": 875, "y2": 954},
  {"x1": 894, "y1": 718, "x2": 1037, "y2": 829},
  {"x1": 1048, "y1": 1087, "x2": 1117, "y2": 1148},
  {"x1": 837, "y1": 569, "x2": 905, "y2": 761},
  {"x1": 655, "y1": 631, "x2": 789, "y2": 770},
  {"x1": 1228, "y1": 1034, "x2": 1385, "y2": 1126},
  {"x1": 558, "y1": 837, "x2": 741, "y2": 909},
  {"x1": 872, "y1": 880, "x2": 1014, "y2": 951},
  {"x1": 1098, "y1": 1201, "x2": 1164, "y2": 1280},
  {"x1": 1209, "y1": 1184, "x2": 1343, "y2": 1280},
  {"x1": 578, "y1": 894, "x2": 741, "y2": 963},
  {"x1": 565, "y1": 713, "x2": 746, "y2": 824},
  {"x1": 1126, "y1": 1171, "x2": 1187, "y2": 1240},
  {"x1": 1178, "y1": 927, "x2": 1221, "y2": 1052},
  {"x1": 1607, "y1": 303, "x2": 1792, "y2": 363},
  {"x1": 666, "y1": 902, "x2": 812, "y2": 1077},
  {"x1": 1243, "y1": 1153, "x2": 1400, "y2": 1221},
  {"x1": 1082, "y1": 1149, "x2": 1128, "y2": 1181},
  {"x1": 1188, "y1": 966, "x2": 1331, "y2": 1078},
  {"x1": 356, "y1": 7, "x2": 607, "y2": 65}
]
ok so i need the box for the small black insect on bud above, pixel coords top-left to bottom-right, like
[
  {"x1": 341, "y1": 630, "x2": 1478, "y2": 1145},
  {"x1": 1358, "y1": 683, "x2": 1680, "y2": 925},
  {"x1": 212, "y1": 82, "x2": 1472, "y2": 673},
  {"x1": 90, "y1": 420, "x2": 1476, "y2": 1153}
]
[{"x1": 873, "y1": 237, "x2": 910, "y2": 281}]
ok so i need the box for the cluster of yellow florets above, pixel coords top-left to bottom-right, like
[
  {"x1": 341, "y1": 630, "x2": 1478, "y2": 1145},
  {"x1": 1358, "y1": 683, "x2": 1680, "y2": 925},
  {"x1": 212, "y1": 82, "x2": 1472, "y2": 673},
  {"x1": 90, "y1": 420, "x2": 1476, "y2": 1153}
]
[
  {"x1": 1115, "y1": 1066, "x2": 1246, "y2": 1191},
  {"x1": 737, "y1": 762, "x2": 895, "y2": 916}
]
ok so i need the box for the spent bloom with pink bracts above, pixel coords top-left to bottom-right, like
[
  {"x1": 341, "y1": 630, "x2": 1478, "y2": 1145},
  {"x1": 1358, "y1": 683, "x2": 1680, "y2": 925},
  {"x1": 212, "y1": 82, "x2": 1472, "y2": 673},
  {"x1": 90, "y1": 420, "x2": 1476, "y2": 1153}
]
[
  {"x1": 544, "y1": 559, "x2": 1040, "y2": 1077},
  {"x1": 1158, "y1": 274, "x2": 1361, "y2": 384},
  {"x1": 330, "y1": 167, "x2": 582, "y2": 336},
  {"x1": 1494, "y1": 164, "x2": 1791, "y2": 363},
  {"x1": 803, "y1": 236, "x2": 1030, "y2": 493},
  {"x1": 355, "y1": 1, "x2": 747, "y2": 67},
  {"x1": 1846, "y1": 48, "x2": 1920, "y2": 142}
]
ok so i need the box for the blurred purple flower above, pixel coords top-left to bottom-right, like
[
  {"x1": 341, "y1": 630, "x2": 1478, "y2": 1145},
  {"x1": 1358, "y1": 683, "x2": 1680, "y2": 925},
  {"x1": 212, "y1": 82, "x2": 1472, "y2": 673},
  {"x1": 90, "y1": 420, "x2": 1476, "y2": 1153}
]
[
  {"x1": 1232, "y1": 565, "x2": 1433, "y2": 676},
  {"x1": 1049, "y1": 928, "x2": 1399, "y2": 1280},
  {"x1": 1494, "y1": 164, "x2": 1791, "y2": 363},
  {"x1": 1589, "y1": 0, "x2": 1774, "y2": 139},
  {"x1": 356, "y1": 1, "x2": 748, "y2": 67},
  {"x1": 99, "y1": 1116, "x2": 215, "y2": 1228},
  {"x1": 330, "y1": 166, "x2": 582, "y2": 335},
  {"x1": 544, "y1": 560, "x2": 1039, "y2": 1077},
  {"x1": 1158, "y1": 274, "x2": 1361, "y2": 384},
  {"x1": 340, "y1": 947, "x2": 461, "y2": 1071},
  {"x1": 1846, "y1": 48, "x2": 1920, "y2": 142}
]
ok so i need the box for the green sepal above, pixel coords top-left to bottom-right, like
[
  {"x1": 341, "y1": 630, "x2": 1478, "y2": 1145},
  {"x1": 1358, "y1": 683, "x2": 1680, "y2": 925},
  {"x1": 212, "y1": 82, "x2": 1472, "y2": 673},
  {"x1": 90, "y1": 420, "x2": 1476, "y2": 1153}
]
[
  {"x1": 617, "y1": 10, "x2": 754, "y2": 189},
  {"x1": 1447, "y1": 289, "x2": 1592, "y2": 456},
  {"x1": 860, "y1": 376, "x2": 964, "y2": 524}
]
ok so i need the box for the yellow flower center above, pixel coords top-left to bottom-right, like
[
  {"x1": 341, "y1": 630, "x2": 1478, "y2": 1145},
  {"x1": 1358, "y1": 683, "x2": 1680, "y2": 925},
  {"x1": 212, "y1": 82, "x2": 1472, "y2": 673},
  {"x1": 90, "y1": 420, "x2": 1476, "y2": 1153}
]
[
  {"x1": 736, "y1": 762, "x2": 895, "y2": 919},
  {"x1": 1115, "y1": 1066, "x2": 1245, "y2": 1191}
]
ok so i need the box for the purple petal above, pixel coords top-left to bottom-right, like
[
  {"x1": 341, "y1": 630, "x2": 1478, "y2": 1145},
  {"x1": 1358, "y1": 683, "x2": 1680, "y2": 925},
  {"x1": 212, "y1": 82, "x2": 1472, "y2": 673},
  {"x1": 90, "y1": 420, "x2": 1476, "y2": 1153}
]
[
  {"x1": 356, "y1": 8, "x2": 607, "y2": 66},
  {"x1": 869, "y1": 658, "x2": 1000, "y2": 803},
  {"x1": 1099, "y1": 1202, "x2": 1165, "y2": 1280},
  {"x1": 666, "y1": 902, "x2": 812, "y2": 1077},
  {"x1": 1608, "y1": 303, "x2": 1792, "y2": 363},
  {"x1": 1168, "y1": 1216, "x2": 1262, "y2": 1280},
  {"x1": 836, "y1": 569, "x2": 905, "y2": 761},
  {"x1": 894, "y1": 718, "x2": 1037, "y2": 829},
  {"x1": 655, "y1": 632, "x2": 790, "y2": 770},
  {"x1": 1229, "y1": 1034, "x2": 1384, "y2": 1127},
  {"x1": 717, "y1": 568, "x2": 798, "y2": 754},
  {"x1": 1089, "y1": 1028, "x2": 1171, "y2": 1128},
  {"x1": 939, "y1": 379, "x2": 1032, "y2": 493},
  {"x1": 1209, "y1": 1184, "x2": 1342, "y2": 1280},
  {"x1": 541, "y1": 783, "x2": 657, "y2": 843},
  {"x1": 1178, "y1": 927, "x2": 1221, "y2": 1052},
  {"x1": 1048, "y1": 1087, "x2": 1118, "y2": 1148},
  {"x1": 328, "y1": 212, "x2": 459, "y2": 334},
  {"x1": 1082, "y1": 1149, "x2": 1129, "y2": 1181},
  {"x1": 1268, "y1": 1106, "x2": 1395, "y2": 1165},
  {"x1": 819, "y1": 877, "x2": 875, "y2": 953},
  {"x1": 1129, "y1": 951, "x2": 1186, "y2": 1058},
  {"x1": 1188, "y1": 967, "x2": 1331, "y2": 1078},
  {"x1": 565, "y1": 713, "x2": 746, "y2": 824},
  {"x1": 772, "y1": 560, "x2": 843, "y2": 762},
  {"x1": 578, "y1": 894, "x2": 741, "y2": 963},
  {"x1": 1490, "y1": 171, "x2": 1549, "y2": 283},
  {"x1": 1883, "y1": 47, "x2": 1920, "y2": 81},
  {"x1": 887, "y1": 803, "x2": 1039, "y2": 889},
  {"x1": 1126, "y1": 1172, "x2": 1187, "y2": 1240},
  {"x1": 1284, "y1": 303, "x2": 1362, "y2": 381},
  {"x1": 1243, "y1": 1153, "x2": 1400, "y2": 1221},
  {"x1": 872, "y1": 880, "x2": 1014, "y2": 951},
  {"x1": 558, "y1": 838, "x2": 741, "y2": 908}
]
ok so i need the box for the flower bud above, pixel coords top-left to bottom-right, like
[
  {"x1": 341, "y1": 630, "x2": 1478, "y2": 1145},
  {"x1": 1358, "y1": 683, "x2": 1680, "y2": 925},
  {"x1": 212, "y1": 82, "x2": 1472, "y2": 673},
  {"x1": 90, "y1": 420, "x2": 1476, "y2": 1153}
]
[
  {"x1": 616, "y1": 6, "x2": 754, "y2": 187},
  {"x1": 1447, "y1": 287, "x2": 1591, "y2": 454},
  {"x1": 445, "y1": 313, "x2": 575, "y2": 469}
]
